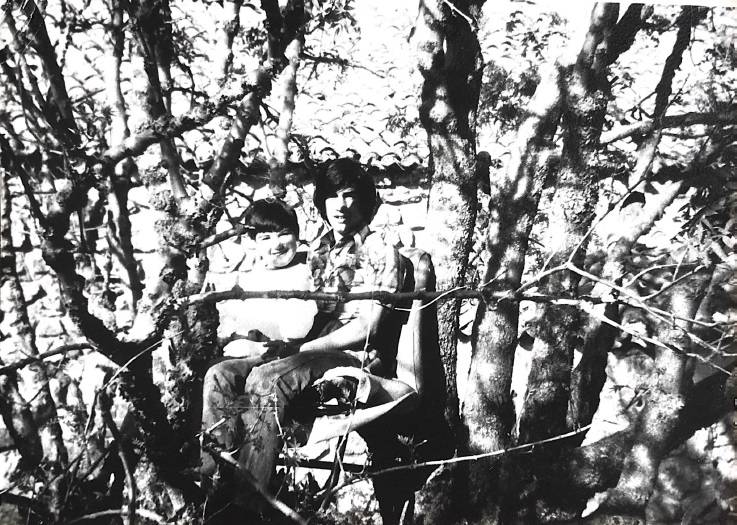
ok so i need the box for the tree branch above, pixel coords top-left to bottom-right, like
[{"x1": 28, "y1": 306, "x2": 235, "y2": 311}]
[
  {"x1": 12, "y1": 0, "x2": 80, "y2": 147},
  {"x1": 600, "y1": 110, "x2": 737, "y2": 144}
]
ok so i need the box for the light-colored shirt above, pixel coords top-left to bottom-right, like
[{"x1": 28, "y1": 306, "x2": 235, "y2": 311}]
[{"x1": 216, "y1": 260, "x2": 317, "y2": 341}]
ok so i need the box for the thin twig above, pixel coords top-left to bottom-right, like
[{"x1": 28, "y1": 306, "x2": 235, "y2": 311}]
[
  {"x1": 326, "y1": 424, "x2": 593, "y2": 499},
  {"x1": 200, "y1": 440, "x2": 307, "y2": 525},
  {"x1": 64, "y1": 508, "x2": 165, "y2": 524},
  {"x1": 0, "y1": 343, "x2": 94, "y2": 376},
  {"x1": 99, "y1": 391, "x2": 136, "y2": 525}
]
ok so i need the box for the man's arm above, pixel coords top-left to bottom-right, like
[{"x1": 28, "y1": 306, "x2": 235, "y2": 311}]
[
  {"x1": 300, "y1": 300, "x2": 391, "y2": 352},
  {"x1": 300, "y1": 237, "x2": 402, "y2": 353}
]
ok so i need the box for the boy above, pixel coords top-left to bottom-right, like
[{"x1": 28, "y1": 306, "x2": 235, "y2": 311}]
[{"x1": 201, "y1": 199, "x2": 317, "y2": 480}]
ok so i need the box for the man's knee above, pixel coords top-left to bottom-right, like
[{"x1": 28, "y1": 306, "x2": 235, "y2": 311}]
[
  {"x1": 243, "y1": 364, "x2": 277, "y2": 397},
  {"x1": 204, "y1": 360, "x2": 246, "y2": 396}
]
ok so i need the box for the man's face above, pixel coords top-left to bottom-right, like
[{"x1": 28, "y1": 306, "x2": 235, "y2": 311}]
[
  {"x1": 254, "y1": 229, "x2": 298, "y2": 269},
  {"x1": 324, "y1": 187, "x2": 367, "y2": 239}
]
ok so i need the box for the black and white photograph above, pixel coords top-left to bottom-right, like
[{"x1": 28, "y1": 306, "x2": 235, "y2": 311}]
[{"x1": 1, "y1": 0, "x2": 736, "y2": 523}]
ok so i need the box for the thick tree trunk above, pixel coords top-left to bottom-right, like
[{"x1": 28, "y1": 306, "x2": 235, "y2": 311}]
[
  {"x1": 413, "y1": 1, "x2": 483, "y2": 522},
  {"x1": 415, "y1": 0, "x2": 483, "y2": 437},
  {"x1": 462, "y1": 62, "x2": 563, "y2": 521},
  {"x1": 570, "y1": 5, "x2": 701, "y2": 432},
  {"x1": 590, "y1": 271, "x2": 711, "y2": 521},
  {"x1": 518, "y1": 4, "x2": 620, "y2": 445}
]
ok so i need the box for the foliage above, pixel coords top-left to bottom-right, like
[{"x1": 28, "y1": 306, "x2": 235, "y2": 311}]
[{"x1": 0, "y1": 1, "x2": 736, "y2": 524}]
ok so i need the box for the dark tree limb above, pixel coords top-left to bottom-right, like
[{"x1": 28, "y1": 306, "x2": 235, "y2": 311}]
[
  {"x1": 99, "y1": 391, "x2": 137, "y2": 525},
  {"x1": 216, "y1": 0, "x2": 244, "y2": 85},
  {"x1": 0, "y1": 343, "x2": 93, "y2": 377},
  {"x1": 12, "y1": 0, "x2": 80, "y2": 147}
]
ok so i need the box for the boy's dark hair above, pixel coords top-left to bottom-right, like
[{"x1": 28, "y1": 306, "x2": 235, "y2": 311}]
[
  {"x1": 313, "y1": 158, "x2": 377, "y2": 222},
  {"x1": 242, "y1": 199, "x2": 299, "y2": 238}
]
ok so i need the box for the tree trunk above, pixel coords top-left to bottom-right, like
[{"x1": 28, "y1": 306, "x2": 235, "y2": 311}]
[
  {"x1": 463, "y1": 61, "x2": 563, "y2": 521},
  {"x1": 518, "y1": 4, "x2": 620, "y2": 445},
  {"x1": 570, "y1": 4, "x2": 702, "y2": 433},
  {"x1": 413, "y1": 1, "x2": 484, "y2": 522},
  {"x1": 590, "y1": 271, "x2": 712, "y2": 521}
]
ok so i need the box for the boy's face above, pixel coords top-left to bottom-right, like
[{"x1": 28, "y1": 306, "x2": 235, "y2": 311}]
[
  {"x1": 254, "y1": 229, "x2": 298, "y2": 269},
  {"x1": 324, "y1": 186, "x2": 368, "y2": 239}
]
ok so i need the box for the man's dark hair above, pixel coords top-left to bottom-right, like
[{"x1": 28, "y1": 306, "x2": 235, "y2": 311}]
[
  {"x1": 313, "y1": 158, "x2": 377, "y2": 222},
  {"x1": 242, "y1": 199, "x2": 299, "y2": 238}
]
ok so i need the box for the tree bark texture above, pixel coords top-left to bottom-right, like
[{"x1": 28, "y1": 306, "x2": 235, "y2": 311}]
[
  {"x1": 415, "y1": 0, "x2": 484, "y2": 435},
  {"x1": 591, "y1": 270, "x2": 712, "y2": 519},
  {"x1": 570, "y1": 5, "x2": 702, "y2": 432},
  {"x1": 461, "y1": 62, "x2": 564, "y2": 522},
  {"x1": 518, "y1": 4, "x2": 620, "y2": 445},
  {"x1": 412, "y1": 1, "x2": 484, "y2": 523}
]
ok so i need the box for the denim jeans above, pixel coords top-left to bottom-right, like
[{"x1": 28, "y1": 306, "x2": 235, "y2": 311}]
[{"x1": 200, "y1": 350, "x2": 361, "y2": 496}]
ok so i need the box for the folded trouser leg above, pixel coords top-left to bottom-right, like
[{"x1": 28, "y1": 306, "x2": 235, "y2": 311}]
[
  {"x1": 236, "y1": 350, "x2": 362, "y2": 496},
  {"x1": 201, "y1": 357, "x2": 261, "y2": 479}
]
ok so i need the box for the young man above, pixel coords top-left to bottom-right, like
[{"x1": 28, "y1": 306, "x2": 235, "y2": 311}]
[{"x1": 202, "y1": 158, "x2": 410, "y2": 511}]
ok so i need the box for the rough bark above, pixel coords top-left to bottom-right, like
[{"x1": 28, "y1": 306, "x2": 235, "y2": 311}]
[
  {"x1": 518, "y1": 3, "x2": 620, "y2": 445},
  {"x1": 591, "y1": 271, "x2": 712, "y2": 520},
  {"x1": 570, "y1": 5, "x2": 702, "y2": 432},
  {"x1": 414, "y1": 0, "x2": 483, "y2": 436},
  {"x1": 412, "y1": 1, "x2": 484, "y2": 523},
  {"x1": 519, "y1": 357, "x2": 735, "y2": 522},
  {"x1": 461, "y1": 62, "x2": 563, "y2": 521}
]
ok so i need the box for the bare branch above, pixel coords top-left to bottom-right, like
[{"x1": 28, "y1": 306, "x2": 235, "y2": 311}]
[
  {"x1": 0, "y1": 135, "x2": 47, "y2": 227},
  {"x1": 12, "y1": 0, "x2": 80, "y2": 147},
  {"x1": 600, "y1": 110, "x2": 737, "y2": 144},
  {"x1": 215, "y1": 0, "x2": 243, "y2": 85},
  {"x1": 200, "y1": 439, "x2": 307, "y2": 524},
  {"x1": 99, "y1": 391, "x2": 137, "y2": 525},
  {"x1": 0, "y1": 343, "x2": 93, "y2": 377}
]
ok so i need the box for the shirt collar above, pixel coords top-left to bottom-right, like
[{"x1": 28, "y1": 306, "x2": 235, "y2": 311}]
[{"x1": 315, "y1": 224, "x2": 371, "y2": 249}]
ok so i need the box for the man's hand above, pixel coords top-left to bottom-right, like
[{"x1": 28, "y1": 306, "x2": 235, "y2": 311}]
[
  {"x1": 261, "y1": 340, "x2": 301, "y2": 361},
  {"x1": 313, "y1": 376, "x2": 359, "y2": 406}
]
